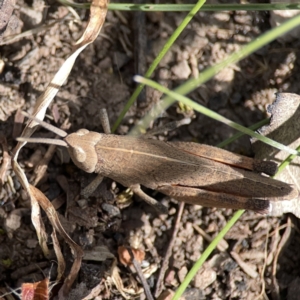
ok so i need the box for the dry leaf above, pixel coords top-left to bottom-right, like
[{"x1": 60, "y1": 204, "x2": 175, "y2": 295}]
[
  {"x1": 11, "y1": 0, "x2": 108, "y2": 297},
  {"x1": 21, "y1": 278, "x2": 49, "y2": 300},
  {"x1": 29, "y1": 185, "x2": 84, "y2": 297},
  {"x1": 252, "y1": 92, "x2": 300, "y2": 217}
]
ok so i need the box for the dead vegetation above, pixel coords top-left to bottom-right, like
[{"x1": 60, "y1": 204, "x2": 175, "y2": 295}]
[{"x1": 1, "y1": 1, "x2": 300, "y2": 300}]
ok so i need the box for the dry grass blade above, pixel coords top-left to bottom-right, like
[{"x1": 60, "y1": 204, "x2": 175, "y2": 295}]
[
  {"x1": 11, "y1": 0, "x2": 108, "y2": 297},
  {"x1": 271, "y1": 216, "x2": 293, "y2": 300},
  {"x1": 51, "y1": 230, "x2": 66, "y2": 281},
  {"x1": 0, "y1": 17, "x2": 66, "y2": 46},
  {"x1": 0, "y1": 133, "x2": 10, "y2": 188},
  {"x1": 29, "y1": 185, "x2": 84, "y2": 297},
  {"x1": 155, "y1": 202, "x2": 185, "y2": 298},
  {"x1": 13, "y1": 0, "x2": 108, "y2": 151},
  {"x1": 31, "y1": 144, "x2": 57, "y2": 186}
]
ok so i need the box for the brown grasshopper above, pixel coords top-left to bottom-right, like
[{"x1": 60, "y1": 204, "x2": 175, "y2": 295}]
[{"x1": 18, "y1": 110, "x2": 298, "y2": 214}]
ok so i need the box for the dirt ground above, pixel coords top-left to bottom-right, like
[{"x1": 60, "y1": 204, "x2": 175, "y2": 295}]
[{"x1": 1, "y1": 1, "x2": 300, "y2": 299}]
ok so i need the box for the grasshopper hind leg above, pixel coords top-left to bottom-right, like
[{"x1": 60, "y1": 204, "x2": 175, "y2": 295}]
[{"x1": 158, "y1": 185, "x2": 271, "y2": 214}]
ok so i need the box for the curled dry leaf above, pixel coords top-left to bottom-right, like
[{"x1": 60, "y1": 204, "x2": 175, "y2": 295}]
[
  {"x1": 12, "y1": 0, "x2": 108, "y2": 186},
  {"x1": 11, "y1": 0, "x2": 108, "y2": 297},
  {"x1": 251, "y1": 93, "x2": 300, "y2": 218},
  {"x1": 29, "y1": 185, "x2": 84, "y2": 297},
  {"x1": 51, "y1": 230, "x2": 65, "y2": 281}
]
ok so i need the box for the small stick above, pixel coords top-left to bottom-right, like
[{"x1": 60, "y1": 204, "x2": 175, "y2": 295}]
[
  {"x1": 81, "y1": 174, "x2": 104, "y2": 198},
  {"x1": 126, "y1": 246, "x2": 154, "y2": 300},
  {"x1": 154, "y1": 202, "x2": 185, "y2": 297},
  {"x1": 271, "y1": 216, "x2": 293, "y2": 300}
]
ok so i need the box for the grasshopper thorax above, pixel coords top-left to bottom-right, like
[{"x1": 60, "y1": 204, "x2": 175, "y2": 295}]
[{"x1": 64, "y1": 129, "x2": 103, "y2": 173}]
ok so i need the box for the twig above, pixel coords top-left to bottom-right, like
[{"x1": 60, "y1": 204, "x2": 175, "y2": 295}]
[
  {"x1": 154, "y1": 202, "x2": 185, "y2": 297},
  {"x1": 126, "y1": 246, "x2": 154, "y2": 300},
  {"x1": 271, "y1": 216, "x2": 293, "y2": 300}
]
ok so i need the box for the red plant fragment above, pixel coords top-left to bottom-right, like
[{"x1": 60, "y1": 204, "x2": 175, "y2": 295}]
[
  {"x1": 118, "y1": 246, "x2": 145, "y2": 266},
  {"x1": 21, "y1": 278, "x2": 49, "y2": 300}
]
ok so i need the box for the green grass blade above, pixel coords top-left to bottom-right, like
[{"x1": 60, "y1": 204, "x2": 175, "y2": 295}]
[
  {"x1": 108, "y1": 3, "x2": 300, "y2": 11},
  {"x1": 275, "y1": 143, "x2": 300, "y2": 176},
  {"x1": 172, "y1": 209, "x2": 245, "y2": 300},
  {"x1": 57, "y1": 2, "x2": 300, "y2": 298},
  {"x1": 173, "y1": 139, "x2": 299, "y2": 300},
  {"x1": 58, "y1": 1, "x2": 300, "y2": 12},
  {"x1": 216, "y1": 118, "x2": 269, "y2": 148},
  {"x1": 130, "y1": 13, "x2": 300, "y2": 134},
  {"x1": 112, "y1": 0, "x2": 206, "y2": 132},
  {"x1": 134, "y1": 76, "x2": 299, "y2": 156}
]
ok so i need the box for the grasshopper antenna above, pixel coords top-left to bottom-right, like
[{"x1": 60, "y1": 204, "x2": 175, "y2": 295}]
[
  {"x1": 21, "y1": 111, "x2": 68, "y2": 138},
  {"x1": 16, "y1": 112, "x2": 68, "y2": 147}
]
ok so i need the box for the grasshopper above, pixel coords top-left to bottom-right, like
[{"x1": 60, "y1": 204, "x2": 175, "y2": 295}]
[{"x1": 18, "y1": 110, "x2": 298, "y2": 214}]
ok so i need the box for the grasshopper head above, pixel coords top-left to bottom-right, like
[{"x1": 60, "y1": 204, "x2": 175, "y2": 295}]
[{"x1": 64, "y1": 129, "x2": 102, "y2": 173}]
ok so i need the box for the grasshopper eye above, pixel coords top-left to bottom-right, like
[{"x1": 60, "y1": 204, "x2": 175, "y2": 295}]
[{"x1": 72, "y1": 146, "x2": 86, "y2": 162}]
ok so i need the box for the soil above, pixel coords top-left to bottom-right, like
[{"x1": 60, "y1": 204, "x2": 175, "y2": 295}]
[{"x1": 1, "y1": 1, "x2": 300, "y2": 300}]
